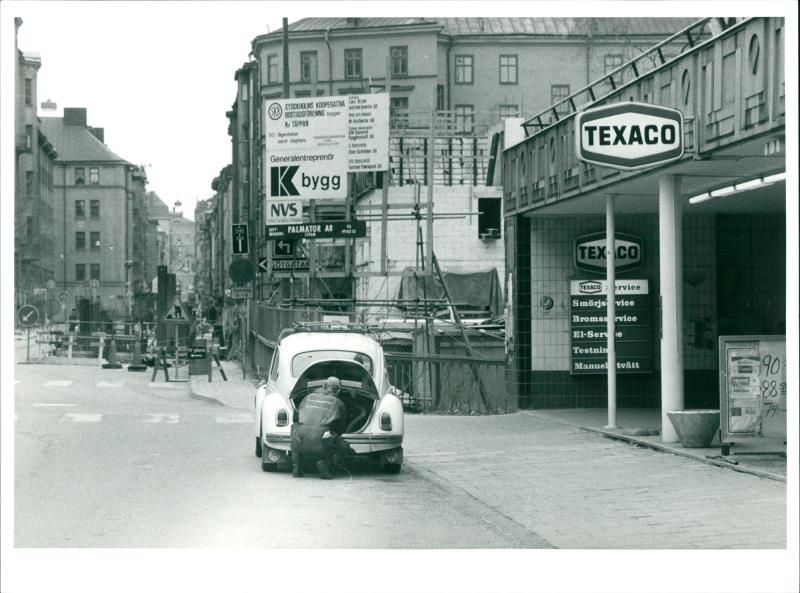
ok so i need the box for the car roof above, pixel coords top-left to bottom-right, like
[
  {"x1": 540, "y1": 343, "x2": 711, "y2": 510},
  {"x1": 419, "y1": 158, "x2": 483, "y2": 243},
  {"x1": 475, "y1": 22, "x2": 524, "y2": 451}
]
[{"x1": 278, "y1": 331, "x2": 382, "y2": 358}]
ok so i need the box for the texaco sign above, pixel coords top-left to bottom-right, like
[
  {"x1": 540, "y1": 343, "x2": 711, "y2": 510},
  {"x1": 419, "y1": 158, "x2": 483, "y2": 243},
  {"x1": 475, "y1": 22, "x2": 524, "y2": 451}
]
[{"x1": 575, "y1": 102, "x2": 684, "y2": 170}]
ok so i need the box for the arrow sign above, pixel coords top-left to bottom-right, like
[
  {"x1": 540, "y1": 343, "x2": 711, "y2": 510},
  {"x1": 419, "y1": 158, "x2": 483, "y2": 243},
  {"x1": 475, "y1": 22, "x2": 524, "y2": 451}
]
[
  {"x1": 274, "y1": 240, "x2": 295, "y2": 258},
  {"x1": 17, "y1": 304, "x2": 40, "y2": 328},
  {"x1": 232, "y1": 224, "x2": 249, "y2": 255}
]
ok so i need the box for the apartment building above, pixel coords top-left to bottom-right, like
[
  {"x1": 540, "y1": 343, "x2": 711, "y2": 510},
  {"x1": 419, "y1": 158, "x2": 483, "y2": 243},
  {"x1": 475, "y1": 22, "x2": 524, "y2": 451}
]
[{"x1": 40, "y1": 108, "x2": 153, "y2": 320}]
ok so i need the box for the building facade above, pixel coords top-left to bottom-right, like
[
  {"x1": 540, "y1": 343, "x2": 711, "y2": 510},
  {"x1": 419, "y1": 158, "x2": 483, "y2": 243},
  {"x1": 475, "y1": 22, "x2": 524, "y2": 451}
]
[
  {"x1": 40, "y1": 108, "x2": 153, "y2": 321},
  {"x1": 500, "y1": 18, "x2": 786, "y2": 431},
  {"x1": 14, "y1": 18, "x2": 58, "y2": 316}
]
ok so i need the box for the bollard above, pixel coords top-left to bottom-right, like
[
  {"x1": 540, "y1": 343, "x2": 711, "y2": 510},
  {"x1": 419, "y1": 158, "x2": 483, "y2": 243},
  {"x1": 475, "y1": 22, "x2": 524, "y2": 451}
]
[
  {"x1": 127, "y1": 338, "x2": 147, "y2": 372},
  {"x1": 102, "y1": 337, "x2": 123, "y2": 369},
  {"x1": 97, "y1": 335, "x2": 105, "y2": 363},
  {"x1": 67, "y1": 335, "x2": 74, "y2": 360}
]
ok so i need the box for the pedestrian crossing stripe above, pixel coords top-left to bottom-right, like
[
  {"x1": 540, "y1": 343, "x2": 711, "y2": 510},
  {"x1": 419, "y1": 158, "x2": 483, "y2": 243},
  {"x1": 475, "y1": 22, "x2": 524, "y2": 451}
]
[
  {"x1": 97, "y1": 381, "x2": 124, "y2": 388},
  {"x1": 143, "y1": 413, "x2": 179, "y2": 423},
  {"x1": 34, "y1": 403, "x2": 77, "y2": 407},
  {"x1": 61, "y1": 413, "x2": 102, "y2": 422},
  {"x1": 45, "y1": 380, "x2": 74, "y2": 387}
]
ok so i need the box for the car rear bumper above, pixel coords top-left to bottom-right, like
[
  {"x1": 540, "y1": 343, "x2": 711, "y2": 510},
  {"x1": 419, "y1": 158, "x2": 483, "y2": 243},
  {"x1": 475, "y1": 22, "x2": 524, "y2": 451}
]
[{"x1": 264, "y1": 432, "x2": 402, "y2": 454}]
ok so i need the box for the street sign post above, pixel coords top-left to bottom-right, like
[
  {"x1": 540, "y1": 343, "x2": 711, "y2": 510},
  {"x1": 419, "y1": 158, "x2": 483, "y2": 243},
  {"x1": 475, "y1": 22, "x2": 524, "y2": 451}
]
[
  {"x1": 273, "y1": 239, "x2": 295, "y2": 258},
  {"x1": 259, "y1": 258, "x2": 310, "y2": 272},
  {"x1": 265, "y1": 220, "x2": 366, "y2": 240},
  {"x1": 232, "y1": 224, "x2": 249, "y2": 254},
  {"x1": 18, "y1": 304, "x2": 40, "y2": 364},
  {"x1": 231, "y1": 286, "x2": 253, "y2": 299}
]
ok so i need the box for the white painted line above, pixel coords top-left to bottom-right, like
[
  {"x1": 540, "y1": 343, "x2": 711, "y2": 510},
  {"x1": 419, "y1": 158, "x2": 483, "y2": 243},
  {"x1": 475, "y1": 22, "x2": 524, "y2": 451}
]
[
  {"x1": 34, "y1": 403, "x2": 77, "y2": 407},
  {"x1": 97, "y1": 381, "x2": 124, "y2": 388},
  {"x1": 142, "y1": 413, "x2": 179, "y2": 424},
  {"x1": 215, "y1": 413, "x2": 254, "y2": 424},
  {"x1": 44, "y1": 380, "x2": 74, "y2": 387},
  {"x1": 60, "y1": 413, "x2": 102, "y2": 422},
  {"x1": 147, "y1": 383, "x2": 179, "y2": 389}
]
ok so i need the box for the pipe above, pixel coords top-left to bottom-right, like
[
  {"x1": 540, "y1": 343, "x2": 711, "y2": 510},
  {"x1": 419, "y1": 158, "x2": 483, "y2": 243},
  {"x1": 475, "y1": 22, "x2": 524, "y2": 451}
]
[{"x1": 324, "y1": 28, "x2": 333, "y2": 96}]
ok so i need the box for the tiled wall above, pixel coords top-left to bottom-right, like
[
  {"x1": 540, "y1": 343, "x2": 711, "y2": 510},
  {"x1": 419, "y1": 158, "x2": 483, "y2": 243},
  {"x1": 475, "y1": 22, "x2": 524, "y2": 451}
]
[{"x1": 525, "y1": 213, "x2": 725, "y2": 408}]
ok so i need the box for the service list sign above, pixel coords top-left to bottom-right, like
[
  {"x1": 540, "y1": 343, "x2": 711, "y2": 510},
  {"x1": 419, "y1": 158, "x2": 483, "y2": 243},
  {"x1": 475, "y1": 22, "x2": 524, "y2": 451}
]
[{"x1": 570, "y1": 279, "x2": 652, "y2": 374}]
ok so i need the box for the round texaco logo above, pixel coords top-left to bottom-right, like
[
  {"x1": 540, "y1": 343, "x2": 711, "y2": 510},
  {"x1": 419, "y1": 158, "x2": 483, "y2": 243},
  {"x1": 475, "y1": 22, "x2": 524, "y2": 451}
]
[{"x1": 268, "y1": 102, "x2": 283, "y2": 120}]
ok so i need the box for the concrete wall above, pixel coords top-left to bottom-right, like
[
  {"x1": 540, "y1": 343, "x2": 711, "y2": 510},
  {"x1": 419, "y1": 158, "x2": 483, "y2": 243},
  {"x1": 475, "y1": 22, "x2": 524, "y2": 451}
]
[{"x1": 355, "y1": 184, "x2": 505, "y2": 309}]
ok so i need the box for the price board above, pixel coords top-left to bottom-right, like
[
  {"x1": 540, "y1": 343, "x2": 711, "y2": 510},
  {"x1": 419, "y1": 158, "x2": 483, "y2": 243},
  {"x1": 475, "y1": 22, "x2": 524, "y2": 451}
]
[
  {"x1": 719, "y1": 335, "x2": 786, "y2": 443},
  {"x1": 569, "y1": 279, "x2": 652, "y2": 374}
]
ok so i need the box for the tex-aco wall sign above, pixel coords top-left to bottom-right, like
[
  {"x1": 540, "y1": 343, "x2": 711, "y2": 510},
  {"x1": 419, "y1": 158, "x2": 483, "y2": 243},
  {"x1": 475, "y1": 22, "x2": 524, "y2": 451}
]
[
  {"x1": 574, "y1": 232, "x2": 643, "y2": 274},
  {"x1": 576, "y1": 102, "x2": 684, "y2": 170}
]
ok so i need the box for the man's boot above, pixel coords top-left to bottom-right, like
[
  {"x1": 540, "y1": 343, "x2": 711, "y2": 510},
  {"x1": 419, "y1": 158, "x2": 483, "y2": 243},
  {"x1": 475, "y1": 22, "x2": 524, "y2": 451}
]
[
  {"x1": 292, "y1": 452, "x2": 304, "y2": 477},
  {"x1": 316, "y1": 459, "x2": 333, "y2": 479}
]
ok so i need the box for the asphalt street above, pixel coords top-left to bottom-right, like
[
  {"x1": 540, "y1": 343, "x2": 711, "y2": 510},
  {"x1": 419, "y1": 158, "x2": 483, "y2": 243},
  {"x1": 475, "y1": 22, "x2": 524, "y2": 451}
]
[{"x1": 14, "y1": 363, "x2": 546, "y2": 548}]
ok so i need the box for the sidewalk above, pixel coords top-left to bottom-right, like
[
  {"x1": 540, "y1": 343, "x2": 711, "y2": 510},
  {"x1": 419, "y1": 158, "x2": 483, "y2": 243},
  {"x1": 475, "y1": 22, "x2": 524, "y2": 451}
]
[{"x1": 189, "y1": 367, "x2": 786, "y2": 482}]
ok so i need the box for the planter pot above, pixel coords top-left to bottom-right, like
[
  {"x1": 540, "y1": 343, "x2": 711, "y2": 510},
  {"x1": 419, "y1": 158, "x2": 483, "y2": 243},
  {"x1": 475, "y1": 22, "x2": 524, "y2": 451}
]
[{"x1": 666, "y1": 410, "x2": 720, "y2": 448}]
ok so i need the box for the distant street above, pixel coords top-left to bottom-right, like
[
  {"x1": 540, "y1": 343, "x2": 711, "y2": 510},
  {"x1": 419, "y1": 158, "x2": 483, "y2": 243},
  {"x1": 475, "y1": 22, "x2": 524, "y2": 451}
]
[{"x1": 14, "y1": 363, "x2": 544, "y2": 548}]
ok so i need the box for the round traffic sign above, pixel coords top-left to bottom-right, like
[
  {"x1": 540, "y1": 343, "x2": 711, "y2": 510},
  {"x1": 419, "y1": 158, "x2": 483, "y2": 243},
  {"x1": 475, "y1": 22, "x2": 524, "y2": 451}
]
[
  {"x1": 17, "y1": 304, "x2": 40, "y2": 328},
  {"x1": 228, "y1": 258, "x2": 255, "y2": 284}
]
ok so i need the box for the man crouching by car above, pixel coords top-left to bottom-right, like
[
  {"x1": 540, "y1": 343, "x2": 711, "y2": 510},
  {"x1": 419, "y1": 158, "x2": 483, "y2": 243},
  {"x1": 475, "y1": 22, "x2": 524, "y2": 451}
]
[{"x1": 291, "y1": 376, "x2": 347, "y2": 479}]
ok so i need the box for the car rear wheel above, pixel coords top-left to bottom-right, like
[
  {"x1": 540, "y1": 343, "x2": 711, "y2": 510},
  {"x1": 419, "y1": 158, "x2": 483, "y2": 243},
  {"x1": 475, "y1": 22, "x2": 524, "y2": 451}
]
[{"x1": 255, "y1": 436, "x2": 262, "y2": 457}]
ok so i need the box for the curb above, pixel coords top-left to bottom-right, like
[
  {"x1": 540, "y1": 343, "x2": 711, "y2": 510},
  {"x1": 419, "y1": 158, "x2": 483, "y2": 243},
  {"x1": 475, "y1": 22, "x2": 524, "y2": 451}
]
[
  {"x1": 188, "y1": 380, "x2": 226, "y2": 407},
  {"x1": 522, "y1": 411, "x2": 785, "y2": 483},
  {"x1": 582, "y1": 426, "x2": 786, "y2": 483}
]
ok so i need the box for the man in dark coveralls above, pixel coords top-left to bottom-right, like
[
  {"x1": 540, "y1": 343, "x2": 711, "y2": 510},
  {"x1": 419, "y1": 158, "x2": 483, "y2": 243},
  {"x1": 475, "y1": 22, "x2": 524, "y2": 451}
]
[{"x1": 291, "y1": 376, "x2": 347, "y2": 479}]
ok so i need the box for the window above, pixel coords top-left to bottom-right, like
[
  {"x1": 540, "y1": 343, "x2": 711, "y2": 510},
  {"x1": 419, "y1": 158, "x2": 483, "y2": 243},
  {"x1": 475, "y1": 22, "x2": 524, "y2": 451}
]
[
  {"x1": 75, "y1": 167, "x2": 85, "y2": 185},
  {"x1": 551, "y1": 84, "x2": 571, "y2": 115},
  {"x1": 437, "y1": 85, "x2": 445, "y2": 111},
  {"x1": 455, "y1": 104, "x2": 475, "y2": 134},
  {"x1": 75, "y1": 231, "x2": 86, "y2": 251},
  {"x1": 75, "y1": 264, "x2": 86, "y2": 281},
  {"x1": 240, "y1": 81, "x2": 249, "y2": 101},
  {"x1": 90, "y1": 232, "x2": 101, "y2": 251},
  {"x1": 300, "y1": 51, "x2": 318, "y2": 83},
  {"x1": 90, "y1": 199, "x2": 100, "y2": 219},
  {"x1": 499, "y1": 104, "x2": 519, "y2": 119},
  {"x1": 499, "y1": 55, "x2": 518, "y2": 84},
  {"x1": 267, "y1": 54, "x2": 279, "y2": 84},
  {"x1": 269, "y1": 350, "x2": 280, "y2": 381},
  {"x1": 25, "y1": 78, "x2": 33, "y2": 106},
  {"x1": 26, "y1": 125, "x2": 33, "y2": 149},
  {"x1": 390, "y1": 46, "x2": 408, "y2": 77},
  {"x1": 292, "y1": 351, "x2": 373, "y2": 377},
  {"x1": 89, "y1": 167, "x2": 100, "y2": 185},
  {"x1": 25, "y1": 171, "x2": 34, "y2": 195},
  {"x1": 477, "y1": 198, "x2": 502, "y2": 239},
  {"x1": 74, "y1": 200, "x2": 85, "y2": 219},
  {"x1": 90, "y1": 263, "x2": 101, "y2": 281},
  {"x1": 455, "y1": 55, "x2": 473, "y2": 84},
  {"x1": 344, "y1": 48, "x2": 362, "y2": 79},
  {"x1": 604, "y1": 54, "x2": 624, "y2": 74},
  {"x1": 390, "y1": 96, "x2": 409, "y2": 129}
]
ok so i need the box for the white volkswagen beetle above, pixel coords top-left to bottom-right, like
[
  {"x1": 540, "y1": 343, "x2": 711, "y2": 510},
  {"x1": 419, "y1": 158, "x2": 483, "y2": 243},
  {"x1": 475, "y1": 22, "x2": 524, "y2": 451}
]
[{"x1": 254, "y1": 325, "x2": 404, "y2": 474}]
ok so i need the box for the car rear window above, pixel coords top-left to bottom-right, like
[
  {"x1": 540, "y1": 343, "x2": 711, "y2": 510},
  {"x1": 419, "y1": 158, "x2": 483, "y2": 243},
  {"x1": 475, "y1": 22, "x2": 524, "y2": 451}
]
[{"x1": 291, "y1": 350, "x2": 373, "y2": 377}]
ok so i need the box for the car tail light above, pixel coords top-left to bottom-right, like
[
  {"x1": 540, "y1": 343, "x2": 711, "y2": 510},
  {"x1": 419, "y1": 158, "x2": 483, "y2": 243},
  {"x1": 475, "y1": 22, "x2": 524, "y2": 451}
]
[
  {"x1": 380, "y1": 412, "x2": 392, "y2": 431},
  {"x1": 276, "y1": 408, "x2": 289, "y2": 426}
]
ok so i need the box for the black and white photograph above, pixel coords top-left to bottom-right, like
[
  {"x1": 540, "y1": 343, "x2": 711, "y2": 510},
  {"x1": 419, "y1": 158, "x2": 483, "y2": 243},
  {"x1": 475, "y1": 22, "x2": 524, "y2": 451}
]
[{"x1": 1, "y1": 2, "x2": 797, "y2": 592}]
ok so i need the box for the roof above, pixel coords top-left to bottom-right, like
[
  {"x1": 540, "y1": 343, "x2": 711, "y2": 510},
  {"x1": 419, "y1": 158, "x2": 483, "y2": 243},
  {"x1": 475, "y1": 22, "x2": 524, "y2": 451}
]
[
  {"x1": 270, "y1": 17, "x2": 698, "y2": 38},
  {"x1": 278, "y1": 330, "x2": 383, "y2": 358},
  {"x1": 146, "y1": 191, "x2": 172, "y2": 218},
  {"x1": 40, "y1": 117, "x2": 128, "y2": 163}
]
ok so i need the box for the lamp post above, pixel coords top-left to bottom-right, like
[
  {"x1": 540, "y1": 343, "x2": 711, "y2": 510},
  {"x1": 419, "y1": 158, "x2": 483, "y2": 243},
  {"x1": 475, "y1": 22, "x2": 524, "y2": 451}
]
[{"x1": 125, "y1": 260, "x2": 134, "y2": 321}]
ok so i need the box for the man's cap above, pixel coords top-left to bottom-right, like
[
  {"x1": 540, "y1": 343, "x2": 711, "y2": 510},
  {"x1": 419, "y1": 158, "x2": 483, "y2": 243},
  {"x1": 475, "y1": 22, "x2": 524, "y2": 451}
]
[{"x1": 324, "y1": 376, "x2": 341, "y2": 390}]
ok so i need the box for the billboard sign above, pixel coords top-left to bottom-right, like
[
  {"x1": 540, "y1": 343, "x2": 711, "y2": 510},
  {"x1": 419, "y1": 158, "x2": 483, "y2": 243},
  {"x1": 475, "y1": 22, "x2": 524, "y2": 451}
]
[
  {"x1": 265, "y1": 199, "x2": 303, "y2": 224},
  {"x1": 576, "y1": 102, "x2": 684, "y2": 170},
  {"x1": 265, "y1": 220, "x2": 367, "y2": 241},
  {"x1": 348, "y1": 94, "x2": 389, "y2": 171}
]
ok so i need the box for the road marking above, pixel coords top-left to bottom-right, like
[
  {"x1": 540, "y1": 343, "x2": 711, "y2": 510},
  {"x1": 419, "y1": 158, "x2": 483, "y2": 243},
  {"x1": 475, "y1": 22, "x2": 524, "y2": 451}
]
[
  {"x1": 215, "y1": 413, "x2": 254, "y2": 424},
  {"x1": 45, "y1": 380, "x2": 74, "y2": 387},
  {"x1": 97, "y1": 381, "x2": 124, "y2": 388},
  {"x1": 61, "y1": 413, "x2": 102, "y2": 422},
  {"x1": 143, "y1": 413, "x2": 179, "y2": 424},
  {"x1": 34, "y1": 403, "x2": 77, "y2": 407}
]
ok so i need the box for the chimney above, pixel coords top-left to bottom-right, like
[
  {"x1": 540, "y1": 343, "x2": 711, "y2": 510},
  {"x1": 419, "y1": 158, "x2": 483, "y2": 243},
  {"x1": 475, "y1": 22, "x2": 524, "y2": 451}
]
[
  {"x1": 64, "y1": 107, "x2": 87, "y2": 126},
  {"x1": 89, "y1": 127, "x2": 105, "y2": 143}
]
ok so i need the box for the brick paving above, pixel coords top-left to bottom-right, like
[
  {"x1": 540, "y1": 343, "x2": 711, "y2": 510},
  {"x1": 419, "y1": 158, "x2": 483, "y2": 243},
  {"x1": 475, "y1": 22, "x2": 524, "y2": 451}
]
[{"x1": 191, "y1": 370, "x2": 787, "y2": 549}]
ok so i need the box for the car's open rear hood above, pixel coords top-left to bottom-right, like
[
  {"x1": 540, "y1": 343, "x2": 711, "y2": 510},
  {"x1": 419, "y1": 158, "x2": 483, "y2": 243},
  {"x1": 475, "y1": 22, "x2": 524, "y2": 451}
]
[{"x1": 290, "y1": 360, "x2": 380, "y2": 401}]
